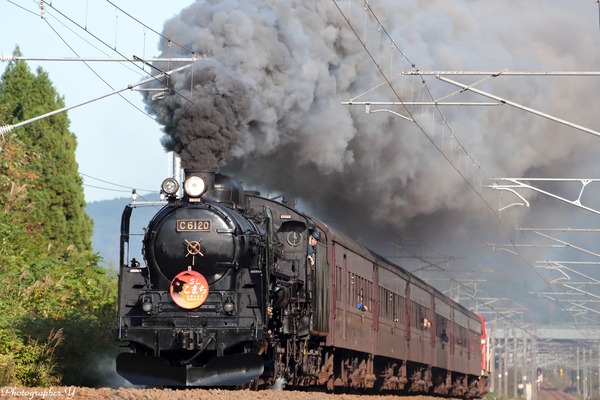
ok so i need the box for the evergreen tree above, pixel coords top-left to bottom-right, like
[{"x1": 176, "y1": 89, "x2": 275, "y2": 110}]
[
  {"x1": 0, "y1": 47, "x2": 93, "y2": 251},
  {"x1": 0, "y1": 48, "x2": 118, "y2": 387}
]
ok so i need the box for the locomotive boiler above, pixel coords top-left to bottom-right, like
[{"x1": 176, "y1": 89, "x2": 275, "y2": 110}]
[{"x1": 116, "y1": 170, "x2": 488, "y2": 397}]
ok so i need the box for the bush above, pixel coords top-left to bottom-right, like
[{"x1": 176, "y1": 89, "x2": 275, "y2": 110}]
[{"x1": 0, "y1": 354, "x2": 15, "y2": 386}]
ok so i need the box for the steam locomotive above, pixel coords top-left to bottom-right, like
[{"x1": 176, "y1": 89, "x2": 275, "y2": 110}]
[{"x1": 116, "y1": 170, "x2": 488, "y2": 397}]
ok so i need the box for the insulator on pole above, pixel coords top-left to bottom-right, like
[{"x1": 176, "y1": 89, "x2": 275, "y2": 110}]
[
  {"x1": 0, "y1": 54, "x2": 14, "y2": 62},
  {"x1": 0, "y1": 125, "x2": 15, "y2": 140}
]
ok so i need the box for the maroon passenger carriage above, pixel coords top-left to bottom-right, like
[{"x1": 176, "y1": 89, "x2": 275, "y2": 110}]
[
  {"x1": 304, "y1": 218, "x2": 488, "y2": 397},
  {"x1": 116, "y1": 171, "x2": 488, "y2": 397}
]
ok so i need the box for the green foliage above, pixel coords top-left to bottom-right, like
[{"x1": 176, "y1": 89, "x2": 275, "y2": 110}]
[
  {"x1": 482, "y1": 392, "x2": 505, "y2": 400},
  {"x1": 1, "y1": 329, "x2": 63, "y2": 387},
  {"x1": 0, "y1": 241, "x2": 118, "y2": 386},
  {"x1": 0, "y1": 48, "x2": 118, "y2": 387},
  {"x1": 0, "y1": 48, "x2": 93, "y2": 252},
  {"x1": 0, "y1": 353, "x2": 15, "y2": 386},
  {"x1": 13, "y1": 249, "x2": 118, "y2": 386}
]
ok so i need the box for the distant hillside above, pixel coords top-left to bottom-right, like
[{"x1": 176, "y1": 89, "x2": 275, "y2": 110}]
[{"x1": 86, "y1": 195, "x2": 161, "y2": 268}]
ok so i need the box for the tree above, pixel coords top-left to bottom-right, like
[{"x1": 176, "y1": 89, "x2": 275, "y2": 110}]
[
  {"x1": 0, "y1": 47, "x2": 93, "y2": 251},
  {"x1": 0, "y1": 48, "x2": 118, "y2": 387}
]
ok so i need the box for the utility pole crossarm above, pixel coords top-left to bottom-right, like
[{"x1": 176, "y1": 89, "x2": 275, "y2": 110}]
[
  {"x1": 432, "y1": 74, "x2": 600, "y2": 139},
  {"x1": 404, "y1": 70, "x2": 600, "y2": 77},
  {"x1": 490, "y1": 178, "x2": 600, "y2": 215},
  {"x1": 0, "y1": 62, "x2": 193, "y2": 139},
  {"x1": 0, "y1": 55, "x2": 198, "y2": 63},
  {"x1": 531, "y1": 233, "x2": 600, "y2": 259}
]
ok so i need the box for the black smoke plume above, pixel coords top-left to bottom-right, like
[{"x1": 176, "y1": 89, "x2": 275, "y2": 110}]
[
  {"x1": 144, "y1": 1, "x2": 600, "y2": 317},
  {"x1": 145, "y1": 0, "x2": 599, "y2": 226}
]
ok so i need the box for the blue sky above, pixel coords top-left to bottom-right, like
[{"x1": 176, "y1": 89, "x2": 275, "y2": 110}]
[{"x1": 1, "y1": 0, "x2": 195, "y2": 202}]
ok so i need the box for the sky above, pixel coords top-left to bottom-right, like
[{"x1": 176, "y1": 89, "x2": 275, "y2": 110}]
[
  {"x1": 4, "y1": 0, "x2": 600, "y2": 327},
  {"x1": 1, "y1": 0, "x2": 195, "y2": 203}
]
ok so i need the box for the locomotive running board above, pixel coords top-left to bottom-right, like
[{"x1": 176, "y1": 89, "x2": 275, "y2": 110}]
[{"x1": 116, "y1": 352, "x2": 264, "y2": 387}]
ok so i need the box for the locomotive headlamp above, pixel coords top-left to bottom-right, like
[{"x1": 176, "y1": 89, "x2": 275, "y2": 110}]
[
  {"x1": 161, "y1": 178, "x2": 180, "y2": 196},
  {"x1": 223, "y1": 298, "x2": 235, "y2": 315},
  {"x1": 141, "y1": 298, "x2": 153, "y2": 314},
  {"x1": 184, "y1": 176, "x2": 207, "y2": 197}
]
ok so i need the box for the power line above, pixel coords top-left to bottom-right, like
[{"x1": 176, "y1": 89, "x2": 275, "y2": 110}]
[
  {"x1": 41, "y1": 0, "x2": 199, "y2": 108},
  {"x1": 331, "y1": 0, "x2": 498, "y2": 220},
  {"x1": 104, "y1": 0, "x2": 204, "y2": 59},
  {"x1": 330, "y1": 0, "x2": 579, "y2": 328},
  {"x1": 0, "y1": 62, "x2": 193, "y2": 136},
  {"x1": 80, "y1": 172, "x2": 157, "y2": 194},
  {"x1": 83, "y1": 182, "x2": 135, "y2": 194},
  {"x1": 5, "y1": 0, "x2": 38, "y2": 16},
  {"x1": 41, "y1": 17, "x2": 151, "y2": 120}
]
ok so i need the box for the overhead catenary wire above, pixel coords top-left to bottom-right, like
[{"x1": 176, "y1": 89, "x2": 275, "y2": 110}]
[
  {"x1": 0, "y1": 55, "x2": 198, "y2": 63},
  {"x1": 331, "y1": 0, "x2": 577, "y2": 328},
  {"x1": 32, "y1": 1, "x2": 149, "y2": 77},
  {"x1": 83, "y1": 182, "x2": 139, "y2": 194},
  {"x1": 4, "y1": 0, "x2": 207, "y2": 146},
  {"x1": 1, "y1": 0, "x2": 199, "y2": 205},
  {"x1": 38, "y1": 1, "x2": 200, "y2": 108},
  {"x1": 41, "y1": 16, "x2": 153, "y2": 121},
  {"x1": 80, "y1": 172, "x2": 157, "y2": 194},
  {"x1": 105, "y1": 0, "x2": 203, "y2": 59},
  {"x1": 1, "y1": 0, "x2": 200, "y2": 130},
  {"x1": 437, "y1": 75, "x2": 600, "y2": 139},
  {"x1": 0, "y1": 1, "x2": 212, "y2": 205},
  {"x1": 44, "y1": 0, "x2": 204, "y2": 61},
  {"x1": 5, "y1": 0, "x2": 37, "y2": 16},
  {"x1": 0, "y1": 62, "x2": 193, "y2": 138},
  {"x1": 331, "y1": 0, "x2": 497, "y2": 221}
]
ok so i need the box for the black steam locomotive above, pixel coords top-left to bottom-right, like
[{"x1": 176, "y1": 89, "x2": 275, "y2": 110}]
[{"x1": 116, "y1": 171, "x2": 488, "y2": 397}]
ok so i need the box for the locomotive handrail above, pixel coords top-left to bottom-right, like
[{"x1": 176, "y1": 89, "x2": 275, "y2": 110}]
[
  {"x1": 130, "y1": 201, "x2": 167, "y2": 207},
  {"x1": 119, "y1": 205, "x2": 133, "y2": 268}
]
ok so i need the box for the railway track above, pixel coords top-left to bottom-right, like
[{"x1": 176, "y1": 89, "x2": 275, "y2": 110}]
[
  {"x1": 537, "y1": 381, "x2": 575, "y2": 400},
  {"x1": 0, "y1": 386, "x2": 451, "y2": 400}
]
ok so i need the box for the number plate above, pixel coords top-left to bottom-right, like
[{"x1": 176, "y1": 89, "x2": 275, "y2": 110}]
[{"x1": 176, "y1": 219, "x2": 211, "y2": 232}]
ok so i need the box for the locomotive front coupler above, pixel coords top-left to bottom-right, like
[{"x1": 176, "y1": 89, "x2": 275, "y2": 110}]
[
  {"x1": 182, "y1": 333, "x2": 215, "y2": 363},
  {"x1": 177, "y1": 325, "x2": 222, "y2": 352}
]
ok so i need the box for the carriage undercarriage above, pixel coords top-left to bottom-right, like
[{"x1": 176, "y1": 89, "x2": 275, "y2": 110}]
[{"x1": 261, "y1": 340, "x2": 488, "y2": 399}]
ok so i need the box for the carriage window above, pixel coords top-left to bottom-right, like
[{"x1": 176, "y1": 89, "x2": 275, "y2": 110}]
[
  {"x1": 349, "y1": 272, "x2": 372, "y2": 311},
  {"x1": 395, "y1": 294, "x2": 404, "y2": 322},
  {"x1": 436, "y1": 314, "x2": 449, "y2": 342},
  {"x1": 349, "y1": 272, "x2": 355, "y2": 307},
  {"x1": 416, "y1": 304, "x2": 424, "y2": 328},
  {"x1": 412, "y1": 303, "x2": 432, "y2": 330},
  {"x1": 410, "y1": 301, "x2": 417, "y2": 327},
  {"x1": 380, "y1": 288, "x2": 404, "y2": 322},
  {"x1": 380, "y1": 288, "x2": 389, "y2": 319}
]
